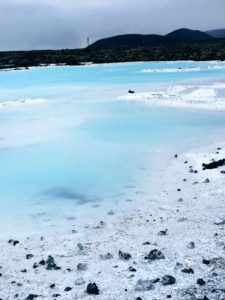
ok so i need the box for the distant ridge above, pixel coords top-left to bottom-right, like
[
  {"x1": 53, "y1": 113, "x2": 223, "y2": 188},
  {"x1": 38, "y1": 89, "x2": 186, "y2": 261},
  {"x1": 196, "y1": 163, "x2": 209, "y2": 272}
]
[
  {"x1": 88, "y1": 28, "x2": 212, "y2": 50},
  {"x1": 206, "y1": 29, "x2": 225, "y2": 38}
]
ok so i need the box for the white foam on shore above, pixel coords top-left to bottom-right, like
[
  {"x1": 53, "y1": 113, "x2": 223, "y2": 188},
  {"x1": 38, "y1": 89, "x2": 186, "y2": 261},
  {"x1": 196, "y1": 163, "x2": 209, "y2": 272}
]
[
  {"x1": 141, "y1": 65, "x2": 225, "y2": 73},
  {"x1": 141, "y1": 67, "x2": 201, "y2": 73},
  {"x1": 0, "y1": 98, "x2": 46, "y2": 108},
  {"x1": 119, "y1": 83, "x2": 225, "y2": 110}
]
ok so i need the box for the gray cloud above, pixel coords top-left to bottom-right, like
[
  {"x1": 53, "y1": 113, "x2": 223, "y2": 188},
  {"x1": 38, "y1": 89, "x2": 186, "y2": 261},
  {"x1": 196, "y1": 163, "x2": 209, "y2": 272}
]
[{"x1": 0, "y1": 0, "x2": 224, "y2": 51}]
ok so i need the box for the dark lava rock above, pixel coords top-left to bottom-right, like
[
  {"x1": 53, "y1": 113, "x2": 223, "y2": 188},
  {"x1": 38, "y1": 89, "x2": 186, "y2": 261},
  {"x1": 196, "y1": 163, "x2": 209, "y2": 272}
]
[
  {"x1": 52, "y1": 294, "x2": 61, "y2": 298},
  {"x1": 135, "y1": 279, "x2": 155, "y2": 291},
  {"x1": 128, "y1": 266, "x2": 137, "y2": 272},
  {"x1": 8, "y1": 239, "x2": 19, "y2": 246},
  {"x1": 142, "y1": 241, "x2": 151, "y2": 245},
  {"x1": 214, "y1": 218, "x2": 225, "y2": 225},
  {"x1": 181, "y1": 268, "x2": 194, "y2": 274},
  {"x1": 50, "y1": 284, "x2": 55, "y2": 289},
  {"x1": 197, "y1": 278, "x2": 206, "y2": 286},
  {"x1": 77, "y1": 263, "x2": 87, "y2": 271},
  {"x1": 161, "y1": 275, "x2": 176, "y2": 285},
  {"x1": 26, "y1": 254, "x2": 34, "y2": 260},
  {"x1": 158, "y1": 229, "x2": 168, "y2": 236},
  {"x1": 118, "y1": 250, "x2": 132, "y2": 261},
  {"x1": 46, "y1": 256, "x2": 61, "y2": 270},
  {"x1": 202, "y1": 158, "x2": 225, "y2": 170},
  {"x1": 187, "y1": 241, "x2": 195, "y2": 249},
  {"x1": 33, "y1": 263, "x2": 38, "y2": 269},
  {"x1": 144, "y1": 249, "x2": 165, "y2": 260},
  {"x1": 64, "y1": 287, "x2": 72, "y2": 291},
  {"x1": 21, "y1": 269, "x2": 27, "y2": 273},
  {"x1": 128, "y1": 90, "x2": 135, "y2": 94},
  {"x1": 202, "y1": 259, "x2": 210, "y2": 265},
  {"x1": 99, "y1": 253, "x2": 113, "y2": 260},
  {"x1": 221, "y1": 170, "x2": 225, "y2": 174},
  {"x1": 39, "y1": 260, "x2": 46, "y2": 266},
  {"x1": 25, "y1": 295, "x2": 39, "y2": 300},
  {"x1": 86, "y1": 282, "x2": 99, "y2": 295},
  {"x1": 174, "y1": 154, "x2": 178, "y2": 158},
  {"x1": 136, "y1": 297, "x2": 142, "y2": 300},
  {"x1": 151, "y1": 278, "x2": 160, "y2": 283},
  {"x1": 75, "y1": 278, "x2": 85, "y2": 286},
  {"x1": 203, "y1": 178, "x2": 210, "y2": 183}
]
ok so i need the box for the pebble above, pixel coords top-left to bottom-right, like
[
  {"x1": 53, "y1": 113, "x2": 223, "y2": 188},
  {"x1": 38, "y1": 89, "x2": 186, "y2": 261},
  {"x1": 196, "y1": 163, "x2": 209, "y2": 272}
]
[
  {"x1": 135, "y1": 279, "x2": 155, "y2": 291},
  {"x1": 161, "y1": 275, "x2": 176, "y2": 285},
  {"x1": 187, "y1": 241, "x2": 195, "y2": 249},
  {"x1": 86, "y1": 282, "x2": 99, "y2": 295},
  {"x1": 75, "y1": 278, "x2": 85, "y2": 286},
  {"x1": 99, "y1": 253, "x2": 113, "y2": 260},
  {"x1": 144, "y1": 249, "x2": 165, "y2": 260},
  {"x1": 118, "y1": 250, "x2": 132, "y2": 261},
  {"x1": 181, "y1": 268, "x2": 194, "y2": 274},
  {"x1": 197, "y1": 278, "x2": 206, "y2": 286},
  {"x1": 77, "y1": 263, "x2": 87, "y2": 271}
]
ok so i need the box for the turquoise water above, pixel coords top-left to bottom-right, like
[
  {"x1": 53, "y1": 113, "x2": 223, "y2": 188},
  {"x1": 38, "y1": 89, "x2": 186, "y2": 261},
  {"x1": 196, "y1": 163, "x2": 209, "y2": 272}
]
[{"x1": 0, "y1": 61, "x2": 225, "y2": 237}]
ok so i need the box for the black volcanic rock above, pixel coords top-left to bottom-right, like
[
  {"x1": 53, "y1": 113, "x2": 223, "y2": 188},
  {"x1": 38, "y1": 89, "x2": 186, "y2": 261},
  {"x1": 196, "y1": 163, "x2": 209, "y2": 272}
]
[
  {"x1": 145, "y1": 249, "x2": 165, "y2": 260},
  {"x1": 86, "y1": 282, "x2": 99, "y2": 295}
]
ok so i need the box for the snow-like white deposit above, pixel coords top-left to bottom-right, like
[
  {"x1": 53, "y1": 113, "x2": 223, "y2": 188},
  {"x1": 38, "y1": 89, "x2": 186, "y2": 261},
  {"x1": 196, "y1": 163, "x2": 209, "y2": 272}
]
[{"x1": 119, "y1": 83, "x2": 225, "y2": 110}]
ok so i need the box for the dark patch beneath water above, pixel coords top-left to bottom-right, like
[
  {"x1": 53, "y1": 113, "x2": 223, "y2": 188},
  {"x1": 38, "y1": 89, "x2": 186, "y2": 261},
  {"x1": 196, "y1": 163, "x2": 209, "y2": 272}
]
[{"x1": 41, "y1": 187, "x2": 98, "y2": 205}]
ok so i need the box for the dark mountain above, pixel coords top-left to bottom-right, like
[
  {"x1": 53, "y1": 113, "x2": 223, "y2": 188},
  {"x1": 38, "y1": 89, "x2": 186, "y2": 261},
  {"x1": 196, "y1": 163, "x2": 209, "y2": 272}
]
[
  {"x1": 88, "y1": 34, "x2": 166, "y2": 50},
  {"x1": 166, "y1": 28, "x2": 212, "y2": 42},
  {"x1": 88, "y1": 28, "x2": 213, "y2": 50},
  {"x1": 206, "y1": 29, "x2": 225, "y2": 38}
]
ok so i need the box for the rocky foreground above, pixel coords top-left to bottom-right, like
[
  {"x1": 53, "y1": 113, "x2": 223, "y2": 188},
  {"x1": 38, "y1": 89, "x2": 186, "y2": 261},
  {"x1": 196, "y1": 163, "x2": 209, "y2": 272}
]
[{"x1": 0, "y1": 143, "x2": 225, "y2": 300}]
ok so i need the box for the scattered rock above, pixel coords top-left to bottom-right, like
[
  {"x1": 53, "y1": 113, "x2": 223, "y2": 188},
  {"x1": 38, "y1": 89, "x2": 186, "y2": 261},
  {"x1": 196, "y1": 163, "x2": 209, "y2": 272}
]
[
  {"x1": 187, "y1": 242, "x2": 195, "y2": 249},
  {"x1": 128, "y1": 266, "x2": 137, "y2": 272},
  {"x1": 202, "y1": 259, "x2": 210, "y2": 265},
  {"x1": 76, "y1": 243, "x2": 88, "y2": 255},
  {"x1": 181, "y1": 268, "x2": 194, "y2": 274},
  {"x1": 197, "y1": 278, "x2": 206, "y2": 286},
  {"x1": 118, "y1": 250, "x2": 132, "y2": 261},
  {"x1": 86, "y1": 282, "x2": 99, "y2": 295},
  {"x1": 214, "y1": 218, "x2": 225, "y2": 226},
  {"x1": 25, "y1": 295, "x2": 39, "y2": 300},
  {"x1": 99, "y1": 253, "x2": 113, "y2": 260},
  {"x1": 77, "y1": 263, "x2": 87, "y2": 271},
  {"x1": 135, "y1": 279, "x2": 155, "y2": 291},
  {"x1": 128, "y1": 90, "x2": 135, "y2": 94},
  {"x1": 144, "y1": 249, "x2": 165, "y2": 261},
  {"x1": 64, "y1": 287, "x2": 72, "y2": 291},
  {"x1": 26, "y1": 254, "x2": 34, "y2": 260},
  {"x1": 46, "y1": 256, "x2": 61, "y2": 270},
  {"x1": 158, "y1": 229, "x2": 168, "y2": 236},
  {"x1": 8, "y1": 239, "x2": 19, "y2": 246},
  {"x1": 161, "y1": 275, "x2": 176, "y2": 285},
  {"x1": 75, "y1": 278, "x2": 85, "y2": 286},
  {"x1": 203, "y1": 178, "x2": 210, "y2": 183},
  {"x1": 202, "y1": 159, "x2": 225, "y2": 170}
]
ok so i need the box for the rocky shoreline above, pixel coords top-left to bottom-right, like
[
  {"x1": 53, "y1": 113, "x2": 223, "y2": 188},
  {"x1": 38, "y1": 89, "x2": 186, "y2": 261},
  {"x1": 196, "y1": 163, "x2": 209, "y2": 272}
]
[{"x1": 1, "y1": 143, "x2": 225, "y2": 300}]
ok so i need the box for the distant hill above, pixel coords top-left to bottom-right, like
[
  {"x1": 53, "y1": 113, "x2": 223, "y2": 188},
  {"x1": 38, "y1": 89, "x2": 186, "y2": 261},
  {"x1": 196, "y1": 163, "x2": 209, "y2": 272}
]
[
  {"x1": 88, "y1": 28, "x2": 212, "y2": 50},
  {"x1": 206, "y1": 29, "x2": 225, "y2": 38},
  {"x1": 166, "y1": 28, "x2": 212, "y2": 42}
]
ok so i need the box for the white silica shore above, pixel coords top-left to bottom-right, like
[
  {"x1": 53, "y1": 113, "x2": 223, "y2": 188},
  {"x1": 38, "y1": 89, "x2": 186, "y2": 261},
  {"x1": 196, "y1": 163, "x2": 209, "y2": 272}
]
[
  {"x1": 119, "y1": 82, "x2": 225, "y2": 110},
  {"x1": 1, "y1": 141, "x2": 225, "y2": 299}
]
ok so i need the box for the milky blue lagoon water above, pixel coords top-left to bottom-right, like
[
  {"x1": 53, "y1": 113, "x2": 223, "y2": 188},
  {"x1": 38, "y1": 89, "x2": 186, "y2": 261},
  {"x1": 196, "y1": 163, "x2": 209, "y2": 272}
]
[{"x1": 0, "y1": 61, "x2": 225, "y2": 237}]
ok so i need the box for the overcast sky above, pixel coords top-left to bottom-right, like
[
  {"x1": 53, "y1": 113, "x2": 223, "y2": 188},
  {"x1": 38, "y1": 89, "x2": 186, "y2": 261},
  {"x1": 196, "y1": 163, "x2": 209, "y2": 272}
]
[{"x1": 0, "y1": 0, "x2": 224, "y2": 51}]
